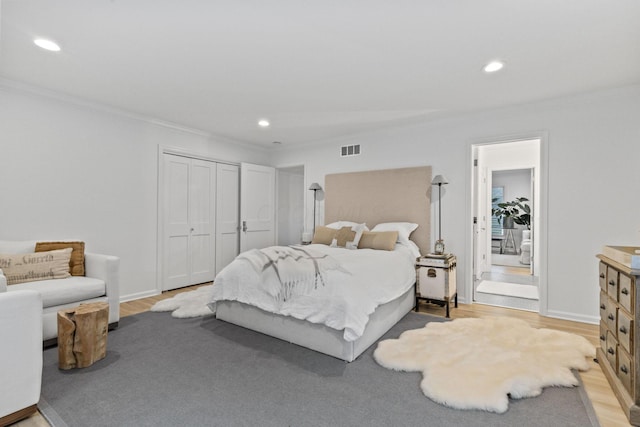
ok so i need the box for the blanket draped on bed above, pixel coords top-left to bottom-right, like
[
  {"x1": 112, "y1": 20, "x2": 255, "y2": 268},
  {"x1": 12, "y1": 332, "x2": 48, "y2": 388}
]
[
  {"x1": 212, "y1": 244, "x2": 416, "y2": 341},
  {"x1": 238, "y1": 246, "x2": 349, "y2": 304}
]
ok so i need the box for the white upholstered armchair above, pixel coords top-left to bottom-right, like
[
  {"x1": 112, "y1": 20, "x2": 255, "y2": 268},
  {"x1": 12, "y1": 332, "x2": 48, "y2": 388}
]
[{"x1": 0, "y1": 289, "x2": 43, "y2": 426}]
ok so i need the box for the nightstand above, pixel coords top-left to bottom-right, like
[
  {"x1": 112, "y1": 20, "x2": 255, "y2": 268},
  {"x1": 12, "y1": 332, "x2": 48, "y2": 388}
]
[{"x1": 416, "y1": 254, "x2": 457, "y2": 317}]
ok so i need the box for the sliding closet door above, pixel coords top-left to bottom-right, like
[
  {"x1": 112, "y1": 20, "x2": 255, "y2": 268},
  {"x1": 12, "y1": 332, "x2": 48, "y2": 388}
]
[
  {"x1": 163, "y1": 154, "x2": 216, "y2": 291},
  {"x1": 216, "y1": 163, "x2": 240, "y2": 272}
]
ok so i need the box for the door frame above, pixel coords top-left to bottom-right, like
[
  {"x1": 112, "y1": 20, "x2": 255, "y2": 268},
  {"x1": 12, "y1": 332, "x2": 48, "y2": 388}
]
[
  {"x1": 157, "y1": 145, "x2": 239, "y2": 294},
  {"x1": 465, "y1": 132, "x2": 549, "y2": 315}
]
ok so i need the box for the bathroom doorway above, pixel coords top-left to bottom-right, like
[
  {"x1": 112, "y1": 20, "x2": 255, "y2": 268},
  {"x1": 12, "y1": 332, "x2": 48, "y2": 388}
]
[{"x1": 472, "y1": 139, "x2": 541, "y2": 312}]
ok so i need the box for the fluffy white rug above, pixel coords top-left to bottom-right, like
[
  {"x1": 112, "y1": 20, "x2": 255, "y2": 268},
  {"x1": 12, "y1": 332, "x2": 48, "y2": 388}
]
[
  {"x1": 374, "y1": 317, "x2": 595, "y2": 413},
  {"x1": 150, "y1": 285, "x2": 215, "y2": 318}
]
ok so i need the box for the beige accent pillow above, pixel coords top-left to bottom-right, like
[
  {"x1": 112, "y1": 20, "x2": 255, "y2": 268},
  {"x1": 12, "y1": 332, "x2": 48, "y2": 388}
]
[
  {"x1": 358, "y1": 231, "x2": 399, "y2": 251},
  {"x1": 311, "y1": 226, "x2": 338, "y2": 245},
  {"x1": 0, "y1": 248, "x2": 73, "y2": 285},
  {"x1": 35, "y1": 241, "x2": 85, "y2": 276}
]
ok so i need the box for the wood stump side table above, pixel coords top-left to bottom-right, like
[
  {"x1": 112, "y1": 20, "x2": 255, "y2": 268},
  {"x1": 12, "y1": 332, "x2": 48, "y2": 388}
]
[{"x1": 57, "y1": 302, "x2": 109, "y2": 370}]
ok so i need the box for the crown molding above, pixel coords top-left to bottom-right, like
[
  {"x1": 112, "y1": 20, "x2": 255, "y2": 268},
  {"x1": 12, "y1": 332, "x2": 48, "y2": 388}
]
[{"x1": 0, "y1": 77, "x2": 269, "y2": 152}]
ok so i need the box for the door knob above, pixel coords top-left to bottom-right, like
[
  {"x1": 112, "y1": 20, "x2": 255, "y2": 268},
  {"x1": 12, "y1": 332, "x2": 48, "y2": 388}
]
[{"x1": 242, "y1": 221, "x2": 247, "y2": 232}]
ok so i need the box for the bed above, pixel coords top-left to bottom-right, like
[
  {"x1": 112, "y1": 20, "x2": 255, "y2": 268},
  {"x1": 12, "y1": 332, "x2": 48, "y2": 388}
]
[{"x1": 214, "y1": 166, "x2": 431, "y2": 361}]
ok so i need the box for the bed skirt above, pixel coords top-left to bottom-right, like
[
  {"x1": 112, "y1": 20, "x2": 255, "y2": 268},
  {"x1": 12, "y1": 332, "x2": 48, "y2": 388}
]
[{"x1": 215, "y1": 285, "x2": 415, "y2": 362}]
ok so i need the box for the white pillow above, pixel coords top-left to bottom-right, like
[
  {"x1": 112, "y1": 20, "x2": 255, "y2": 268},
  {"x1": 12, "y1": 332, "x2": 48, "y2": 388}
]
[
  {"x1": 371, "y1": 222, "x2": 418, "y2": 247},
  {"x1": 325, "y1": 221, "x2": 369, "y2": 231}
]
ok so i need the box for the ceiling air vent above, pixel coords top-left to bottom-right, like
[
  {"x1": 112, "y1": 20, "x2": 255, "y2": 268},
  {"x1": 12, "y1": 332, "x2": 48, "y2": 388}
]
[{"x1": 340, "y1": 144, "x2": 361, "y2": 157}]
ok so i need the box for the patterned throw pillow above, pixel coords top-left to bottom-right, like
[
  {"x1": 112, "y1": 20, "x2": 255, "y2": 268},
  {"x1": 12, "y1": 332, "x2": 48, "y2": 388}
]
[
  {"x1": 0, "y1": 248, "x2": 73, "y2": 285},
  {"x1": 35, "y1": 241, "x2": 85, "y2": 276},
  {"x1": 332, "y1": 226, "x2": 357, "y2": 248}
]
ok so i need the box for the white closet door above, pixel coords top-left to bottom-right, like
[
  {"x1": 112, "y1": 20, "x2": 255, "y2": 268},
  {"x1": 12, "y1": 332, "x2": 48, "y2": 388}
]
[
  {"x1": 216, "y1": 163, "x2": 239, "y2": 273},
  {"x1": 163, "y1": 154, "x2": 216, "y2": 291},
  {"x1": 164, "y1": 155, "x2": 191, "y2": 290},
  {"x1": 240, "y1": 162, "x2": 276, "y2": 252},
  {"x1": 189, "y1": 159, "x2": 216, "y2": 285}
]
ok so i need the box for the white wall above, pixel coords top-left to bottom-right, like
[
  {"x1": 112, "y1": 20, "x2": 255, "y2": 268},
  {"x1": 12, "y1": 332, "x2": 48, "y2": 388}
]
[
  {"x1": 0, "y1": 85, "x2": 270, "y2": 300},
  {"x1": 3, "y1": 81, "x2": 639, "y2": 322},
  {"x1": 272, "y1": 85, "x2": 640, "y2": 323}
]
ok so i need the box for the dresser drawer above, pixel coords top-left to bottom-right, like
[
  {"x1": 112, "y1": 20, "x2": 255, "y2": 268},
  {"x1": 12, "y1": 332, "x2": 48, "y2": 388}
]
[
  {"x1": 618, "y1": 310, "x2": 634, "y2": 354},
  {"x1": 603, "y1": 295, "x2": 618, "y2": 333},
  {"x1": 600, "y1": 291, "x2": 610, "y2": 326},
  {"x1": 618, "y1": 346, "x2": 634, "y2": 396},
  {"x1": 606, "y1": 331, "x2": 618, "y2": 371},
  {"x1": 607, "y1": 266, "x2": 619, "y2": 299},
  {"x1": 619, "y1": 273, "x2": 634, "y2": 315},
  {"x1": 599, "y1": 321, "x2": 608, "y2": 351},
  {"x1": 599, "y1": 262, "x2": 608, "y2": 291}
]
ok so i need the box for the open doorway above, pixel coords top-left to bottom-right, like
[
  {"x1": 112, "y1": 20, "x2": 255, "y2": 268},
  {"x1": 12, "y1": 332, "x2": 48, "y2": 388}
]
[
  {"x1": 276, "y1": 165, "x2": 305, "y2": 246},
  {"x1": 472, "y1": 139, "x2": 541, "y2": 312}
]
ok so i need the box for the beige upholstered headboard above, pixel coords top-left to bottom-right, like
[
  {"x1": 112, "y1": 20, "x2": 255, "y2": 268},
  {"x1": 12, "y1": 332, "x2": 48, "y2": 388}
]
[{"x1": 324, "y1": 166, "x2": 432, "y2": 256}]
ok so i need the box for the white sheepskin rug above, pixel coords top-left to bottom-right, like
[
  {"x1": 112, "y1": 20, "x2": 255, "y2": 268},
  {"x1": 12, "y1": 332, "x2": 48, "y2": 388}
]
[
  {"x1": 150, "y1": 285, "x2": 215, "y2": 318},
  {"x1": 373, "y1": 317, "x2": 595, "y2": 413}
]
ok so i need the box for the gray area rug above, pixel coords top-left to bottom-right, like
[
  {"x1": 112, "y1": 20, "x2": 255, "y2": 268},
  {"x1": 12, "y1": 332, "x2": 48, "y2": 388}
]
[{"x1": 39, "y1": 311, "x2": 600, "y2": 427}]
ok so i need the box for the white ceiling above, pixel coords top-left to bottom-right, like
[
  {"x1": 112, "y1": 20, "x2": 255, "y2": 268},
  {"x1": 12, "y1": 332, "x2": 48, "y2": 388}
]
[{"x1": 2, "y1": 0, "x2": 639, "y2": 148}]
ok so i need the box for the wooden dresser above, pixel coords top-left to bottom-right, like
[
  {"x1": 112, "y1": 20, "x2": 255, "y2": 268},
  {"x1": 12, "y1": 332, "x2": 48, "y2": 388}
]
[{"x1": 597, "y1": 254, "x2": 640, "y2": 425}]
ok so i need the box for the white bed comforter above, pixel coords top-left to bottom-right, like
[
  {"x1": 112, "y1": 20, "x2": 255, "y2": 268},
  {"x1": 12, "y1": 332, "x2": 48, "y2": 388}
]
[{"x1": 211, "y1": 244, "x2": 416, "y2": 341}]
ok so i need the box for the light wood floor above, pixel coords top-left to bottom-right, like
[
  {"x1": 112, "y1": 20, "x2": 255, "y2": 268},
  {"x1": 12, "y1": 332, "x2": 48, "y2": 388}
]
[{"x1": 15, "y1": 285, "x2": 632, "y2": 427}]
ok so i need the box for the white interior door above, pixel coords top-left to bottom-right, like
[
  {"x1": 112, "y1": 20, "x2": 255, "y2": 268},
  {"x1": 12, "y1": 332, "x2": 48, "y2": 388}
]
[
  {"x1": 240, "y1": 162, "x2": 276, "y2": 252},
  {"x1": 216, "y1": 163, "x2": 240, "y2": 272},
  {"x1": 163, "y1": 154, "x2": 216, "y2": 291},
  {"x1": 164, "y1": 155, "x2": 190, "y2": 290},
  {"x1": 189, "y1": 159, "x2": 216, "y2": 285}
]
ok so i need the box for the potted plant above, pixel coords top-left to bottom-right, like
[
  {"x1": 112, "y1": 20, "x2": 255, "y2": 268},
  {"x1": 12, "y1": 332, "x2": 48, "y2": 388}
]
[{"x1": 491, "y1": 197, "x2": 531, "y2": 229}]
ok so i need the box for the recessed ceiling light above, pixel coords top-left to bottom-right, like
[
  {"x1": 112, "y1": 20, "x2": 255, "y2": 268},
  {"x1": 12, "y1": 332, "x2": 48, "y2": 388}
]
[
  {"x1": 258, "y1": 119, "x2": 270, "y2": 127},
  {"x1": 34, "y1": 38, "x2": 61, "y2": 52},
  {"x1": 483, "y1": 60, "x2": 504, "y2": 73}
]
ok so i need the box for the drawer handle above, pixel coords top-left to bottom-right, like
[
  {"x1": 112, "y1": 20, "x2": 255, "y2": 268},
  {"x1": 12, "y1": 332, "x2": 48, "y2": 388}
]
[
  {"x1": 600, "y1": 304, "x2": 606, "y2": 310},
  {"x1": 600, "y1": 273, "x2": 605, "y2": 279},
  {"x1": 608, "y1": 347, "x2": 615, "y2": 355},
  {"x1": 621, "y1": 288, "x2": 629, "y2": 296},
  {"x1": 621, "y1": 365, "x2": 629, "y2": 374},
  {"x1": 600, "y1": 335, "x2": 606, "y2": 341},
  {"x1": 608, "y1": 314, "x2": 615, "y2": 321},
  {"x1": 620, "y1": 326, "x2": 628, "y2": 334},
  {"x1": 609, "y1": 280, "x2": 616, "y2": 286}
]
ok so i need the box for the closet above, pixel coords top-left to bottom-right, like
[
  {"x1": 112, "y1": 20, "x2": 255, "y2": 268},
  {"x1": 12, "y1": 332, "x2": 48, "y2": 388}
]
[
  {"x1": 161, "y1": 153, "x2": 239, "y2": 291},
  {"x1": 160, "y1": 153, "x2": 276, "y2": 292}
]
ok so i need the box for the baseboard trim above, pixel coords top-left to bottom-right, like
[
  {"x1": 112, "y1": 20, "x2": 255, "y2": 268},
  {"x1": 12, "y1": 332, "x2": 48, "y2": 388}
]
[
  {"x1": 546, "y1": 309, "x2": 599, "y2": 325},
  {"x1": 120, "y1": 289, "x2": 160, "y2": 303}
]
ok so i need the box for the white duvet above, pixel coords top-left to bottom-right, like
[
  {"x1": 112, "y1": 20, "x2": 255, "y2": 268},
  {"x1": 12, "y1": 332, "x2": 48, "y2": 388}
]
[{"x1": 211, "y1": 244, "x2": 416, "y2": 341}]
